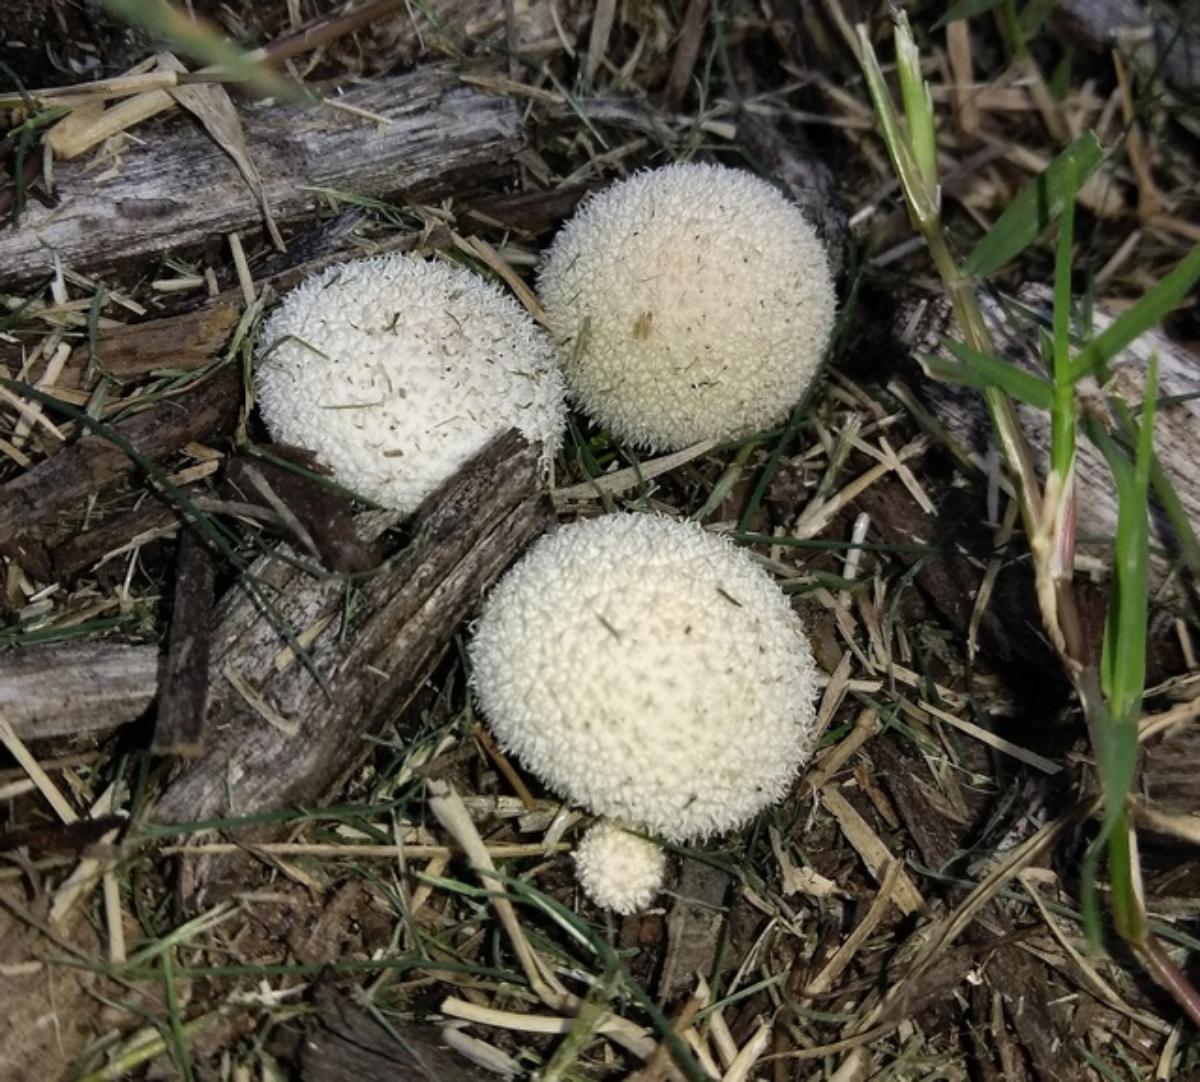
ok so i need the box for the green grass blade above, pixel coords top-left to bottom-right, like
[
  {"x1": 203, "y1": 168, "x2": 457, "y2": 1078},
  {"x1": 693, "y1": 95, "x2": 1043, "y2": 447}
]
[
  {"x1": 161, "y1": 951, "x2": 193, "y2": 1082},
  {"x1": 1070, "y1": 245, "x2": 1200, "y2": 382},
  {"x1": 961, "y1": 133, "x2": 1104, "y2": 277},
  {"x1": 1146, "y1": 448, "x2": 1200, "y2": 576},
  {"x1": 1090, "y1": 421, "x2": 1151, "y2": 723},
  {"x1": 1050, "y1": 157, "x2": 1078, "y2": 480},
  {"x1": 100, "y1": 0, "x2": 308, "y2": 101},
  {"x1": 1080, "y1": 365, "x2": 1156, "y2": 944},
  {"x1": 895, "y1": 12, "x2": 938, "y2": 193},
  {"x1": 855, "y1": 24, "x2": 939, "y2": 228},
  {"x1": 919, "y1": 340, "x2": 1055, "y2": 409}
]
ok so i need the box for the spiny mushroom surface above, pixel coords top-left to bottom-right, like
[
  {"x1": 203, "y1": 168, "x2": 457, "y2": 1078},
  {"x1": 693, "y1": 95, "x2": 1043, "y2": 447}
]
[
  {"x1": 573, "y1": 822, "x2": 667, "y2": 916},
  {"x1": 469, "y1": 512, "x2": 819, "y2": 851},
  {"x1": 538, "y1": 161, "x2": 836, "y2": 451},
  {"x1": 255, "y1": 254, "x2": 566, "y2": 513}
]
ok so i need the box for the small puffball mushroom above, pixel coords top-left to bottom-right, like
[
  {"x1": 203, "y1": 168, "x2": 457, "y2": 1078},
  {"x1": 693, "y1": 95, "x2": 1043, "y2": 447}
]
[
  {"x1": 255, "y1": 254, "x2": 566, "y2": 513},
  {"x1": 573, "y1": 822, "x2": 667, "y2": 915},
  {"x1": 469, "y1": 513, "x2": 820, "y2": 911},
  {"x1": 538, "y1": 161, "x2": 836, "y2": 451}
]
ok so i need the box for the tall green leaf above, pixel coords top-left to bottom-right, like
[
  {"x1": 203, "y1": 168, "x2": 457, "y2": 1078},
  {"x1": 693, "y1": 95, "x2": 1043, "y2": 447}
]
[
  {"x1": 920, "y1": 339, "x2": 1055, "y2": 409},
  {"x1": 1070, "y1": 245, "x2": 1200, "y2": 381},
  {"x1": 1085, "y1": 361, "x2": 1156, "y2": 834},
  {"x1": 1079, "y1": 363, "x2": 1156, "y2": 947},
  {"x1": 1050, "y1": 157, "x2": 1078, "y2": 480},
  {"x1": 961, "y1": 133, "x2": 1105, "y2": 277}
]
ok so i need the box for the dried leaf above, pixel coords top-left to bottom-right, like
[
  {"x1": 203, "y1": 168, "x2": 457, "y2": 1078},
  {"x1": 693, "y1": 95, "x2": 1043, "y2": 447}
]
[{"x1": 158, "y1": 53, "x2": 284, "y2": 250}]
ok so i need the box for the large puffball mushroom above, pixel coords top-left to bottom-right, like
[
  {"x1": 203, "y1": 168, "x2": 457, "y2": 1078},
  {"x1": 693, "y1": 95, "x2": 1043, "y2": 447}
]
[
  {"x1": 255, "y1": 254, "x2": 567, "y2": 513},
  {"x1": 573, "y1": 822, "x2": 667, "y2": 916},
  {"x1": 538, "y1": 161, "x2": 836, "y2": 451},
  {"x1": 469, "y1": 512, "x2": 820, "y2": 910}
]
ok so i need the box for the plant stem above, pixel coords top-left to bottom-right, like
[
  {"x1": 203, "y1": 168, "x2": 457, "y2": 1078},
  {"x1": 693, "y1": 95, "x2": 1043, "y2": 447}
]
[
  {"x1": 1143, "y1": 936, "x2": 1200, "y2": 1029},
  {"x1": 854, "y1": 12, "x2": 1200, "y2": 1027}
]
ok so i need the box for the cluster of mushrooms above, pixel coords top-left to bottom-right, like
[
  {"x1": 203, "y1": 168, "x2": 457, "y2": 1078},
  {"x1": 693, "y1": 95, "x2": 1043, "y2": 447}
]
[{"x1": 256, "y1": 161, "x2": 837, "y2": 914}]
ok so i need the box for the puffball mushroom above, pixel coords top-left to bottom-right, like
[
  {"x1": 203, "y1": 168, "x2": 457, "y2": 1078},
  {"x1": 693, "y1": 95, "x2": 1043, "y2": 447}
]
[
  {"x1": 255, "y1": 254, "x2": 567, "y2": 513},
  {"x1": 573, "y1": 822, "x2": 667, "y2": 916},
  {"x1": 469, "y1": 512, "x2": 820, "y2": 913},
  {"x1": 538, "y1": 161, "x2": 837, "y2": 451}
]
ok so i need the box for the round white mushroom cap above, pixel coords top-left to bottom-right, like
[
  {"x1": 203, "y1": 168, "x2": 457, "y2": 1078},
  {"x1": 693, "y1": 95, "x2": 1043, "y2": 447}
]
[
  {"x1": 538, "y1": 161, "x2": 836, "y2": 452},
  {"x1": 469, "y1": 513, "x2": 820, "y2": 842},
  {"x1": 255, "y1": 254, "x2": 567, "y2": 513},
  {"x1": 573, "y1": 821, "x2": 666, "y2": 915}
]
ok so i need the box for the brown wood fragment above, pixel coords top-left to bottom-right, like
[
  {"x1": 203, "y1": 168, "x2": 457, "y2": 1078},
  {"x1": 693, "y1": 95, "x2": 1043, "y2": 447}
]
[
  {"x1": 853, "y1": 476, "x2": 1068, "y2": 679},
  {"x1": 0, "y1": 642, "x2": 160, "y2": 740},
  {"x1": 152, "y1": 430, "x2": 553, "y2": 906},
  {"x1": 663, "y1": 0, "x2": 709, "y2": 114},
  {"x1": 0, "y1": 368, "x2": 239, "y2": 548},
  {"x1": 98, "y1": 304, "x2": 240, "y2": 376},
  {"x1": 47, "y1": 304, "x2": 238, "y2": 389},
  {"x1": 1048, "y1": 0, "x2": 1200, "y2": 97},
  {"x1": 296, "y1": 986, "x2": 496, "y2": 1081},
  {"x1": 0, "y1": 535, "x2": 52, "y2": 585},
  {"x1": 0, "y1": 815, "x2": 124, "y2": 856},
  {"x1": 51, "y1": 498, "x2": 180, "y2": 581},
  {"x1": 468, "y1": 184, "x2": 587, "y2": 239},
  {"x1": 658, "y1": 857, "x2": 730, "y2": 1001},
  {"x1": 875, "y1": 738, "x2": 1084, "y2": 1082},
  {"x1": 0, "y1": 67, "x2": 524, "y2": 290},
  {"x1": 225, "y1": 448, "x2": 378, "y2": 573},
  {"x1": 153, "y1": 529, "x2": 218, "y2": 757},
  {"x1": 1141, "y1": 726, "x2": 1200, "y2": 819}
]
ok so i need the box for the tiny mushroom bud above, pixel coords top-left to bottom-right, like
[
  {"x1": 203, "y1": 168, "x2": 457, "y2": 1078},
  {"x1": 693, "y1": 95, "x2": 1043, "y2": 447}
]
[
  {"x1": 538, "y1": 161, "x2": 837, "y2": 451},
  {"x1": 469, "y1": 512, "x2": 820, "y2": 913},
  {"x1": 573, "y1": 821, "x2": 667, "y2": 916},
  {"x1": 255, "y1": 254, "x2": 567, "y2": 513}
]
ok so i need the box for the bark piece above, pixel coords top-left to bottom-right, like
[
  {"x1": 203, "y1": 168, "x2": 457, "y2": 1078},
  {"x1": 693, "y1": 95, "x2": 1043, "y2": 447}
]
[
  {"x1": 0, "y1": 815, "x2": 124, "y2": 856},
  {"x1": 298, "y1": 988, "x2": 496, "y2": 1082},
  {"x1": 0, "y1": 67, "x2": 523, "y2": 289},
  {"x1": 663, "y1": 0, "x2": 709, "y2": 113},
  {"x1": 853, "y1": 476, "x2": 1073, "y2": 680},
  {"x1": 876, "y1": 737, "x2": 1084, "y2": 1082},
  {"x1": 153, "y1": 529, "x2": 218, "y2": 756},
  {"x1": 51, "y1": 498, "x2": 181, "y2": 581},
  {"x1": 658, "y1": 857, "x2": 731, "y2": 1001},
  {"x1": 0, "y1": 368, "x2": 239, "y2": 548},
  {"x1": 1141, "y1": 725, "x2": 1200, "y2": 818},
  {"x1": 0, "y1": 304, "x2": 240, "y2": 390},
  {"x1": 225, "y1": 449, "x2": 378, "y2": 574},
  {"x1": 0, "y1": 642, "x2": 160, "y2": 740},
  {"x1": 152, "y1": 431, "x2": 552, "y2": 905},
  {"x1": 468, "y1": 184, "x2": 587, "y2": 239},
  {"x1": 1049, "y1": 0, "x2": 1200, "y2": 98}
]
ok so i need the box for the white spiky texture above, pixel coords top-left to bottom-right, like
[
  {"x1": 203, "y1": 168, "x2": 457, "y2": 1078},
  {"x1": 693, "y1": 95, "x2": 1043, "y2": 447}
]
[
  {"x1": 538, "y1": 161, "x2": 837, "y2": 451},
  {"x1": 469, "y1": 513, "x2": 820, "y2": 843},
  {"x1": 573, "y1": 822, "x2": 666, "y2": 915},
  {"x1": 255, "y1": 254, "x2": 567, "y2": 513}
]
